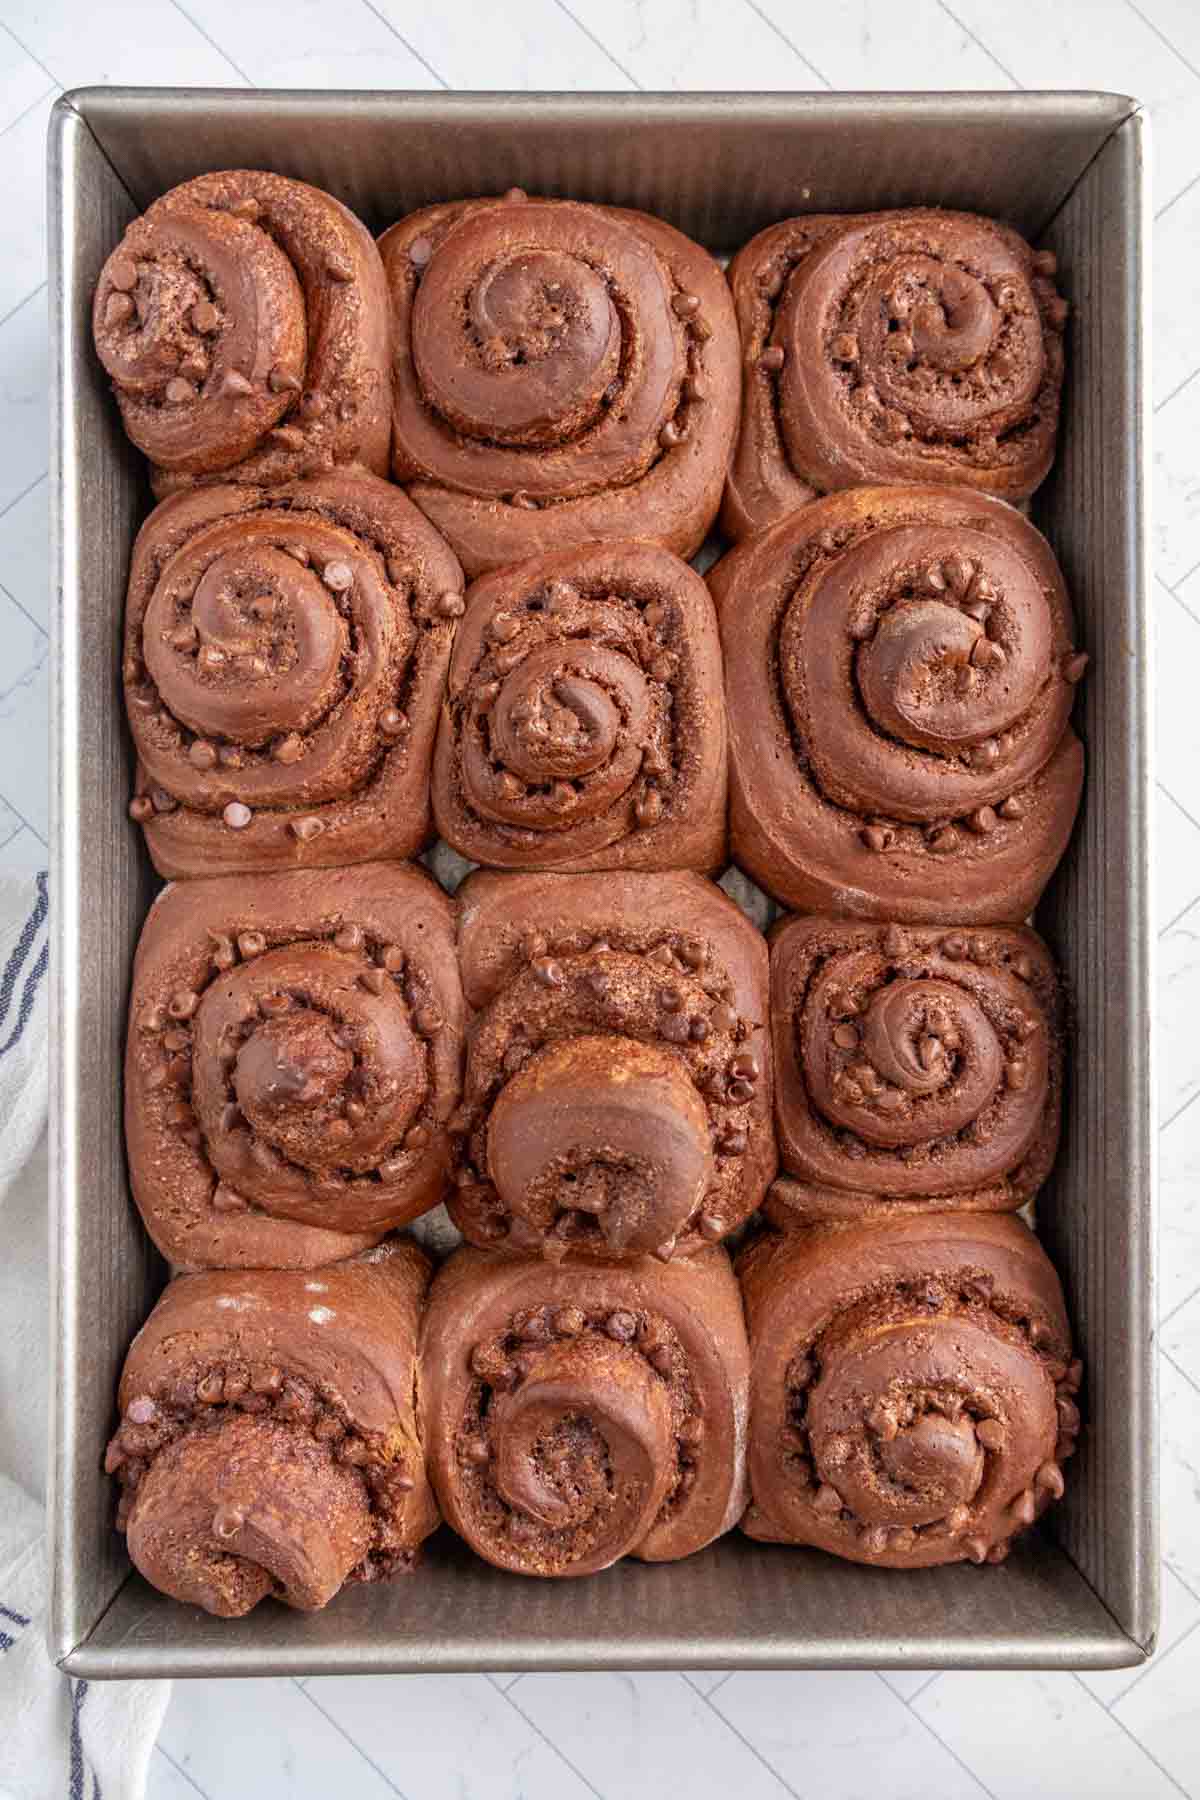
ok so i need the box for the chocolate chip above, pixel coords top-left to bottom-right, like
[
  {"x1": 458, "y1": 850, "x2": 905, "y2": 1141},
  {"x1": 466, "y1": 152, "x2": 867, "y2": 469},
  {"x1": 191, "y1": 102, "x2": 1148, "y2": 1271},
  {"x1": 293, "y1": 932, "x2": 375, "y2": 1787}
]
[
  {"x1": 970, "y1": 637, "x2": 1006, "y2": 671},
  {"x1": 108, "y1": 255, "x2": 138, "y2": 293},
  {"x1": 532, "y1": 956, "x2": 563, "y2": 989},
  {"x1": 758, "y1": 345, "x2": 785, "y2": 372},
  {"x1": 129, "y1": 795, "x2": 154, "y2": 823},
  {"x1": 380, "y1": 708, "x2": 409, "y2": 738},
  {"x1": 165, "y1": 378, "x2": 195, "y2": 404},
  {"x1": 323, "y1": 560, "x2": 353, "y2": 593},
  {"x1": 105, "y1": 292, "x2": 135, "y2": 327},
  {"x1": 606, "y1": 1310, "x2": 637, "y2": 1342},
  {"x1": 671, "y1": 292, "x2": 700, "y2": 317}
]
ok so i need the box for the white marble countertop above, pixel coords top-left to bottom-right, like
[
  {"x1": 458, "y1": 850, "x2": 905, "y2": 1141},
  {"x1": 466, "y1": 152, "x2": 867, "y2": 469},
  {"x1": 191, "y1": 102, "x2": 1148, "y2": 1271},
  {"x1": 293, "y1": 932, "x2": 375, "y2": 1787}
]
[{"x1": 3, "y1": 2, "x2": 1197, "y2": 1794}]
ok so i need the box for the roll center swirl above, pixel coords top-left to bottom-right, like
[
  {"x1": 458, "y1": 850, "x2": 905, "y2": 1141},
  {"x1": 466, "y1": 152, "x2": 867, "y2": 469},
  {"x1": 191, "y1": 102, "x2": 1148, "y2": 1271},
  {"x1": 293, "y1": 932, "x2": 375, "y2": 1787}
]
[
  {"x1": 858, "y1": 599, "x2": 993, "y2": 750},
  {"x1": 890, "y1": 259, "x2": 999, "y2": 373},
  {"x1": 235, "y1": 1008, "x2": 354, "y2": 1123},
  {"x1": 126, "y1": 1412, "x2": 372, "y2": 1617},
  {"x1": 806, "y1": 966, "x2": 1004, "y2": 1149},
  {"x1": 482, "y1": 1333, "x2": 674, "y2": 1567},
  {"x1": 486, "y1": 1035, "x2": 715, "y2": 1255},
  {"x1": 146, "y1": 543, "x2": 347, "y2": 746},
  {"x1": 414, "y1": 239, "x2": 621, "y2": 446}
]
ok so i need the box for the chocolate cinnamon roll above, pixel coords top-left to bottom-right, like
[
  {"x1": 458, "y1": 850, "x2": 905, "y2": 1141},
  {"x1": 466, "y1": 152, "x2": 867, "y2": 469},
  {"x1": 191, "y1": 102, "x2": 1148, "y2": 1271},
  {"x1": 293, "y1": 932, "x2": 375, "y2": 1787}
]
[
  {"x1": 422, "y1": 1244, "x2": 748, "y2": 1576},
  {"x1": 126, "y1": 865, "x2": 464, "y2": 1271},
  {"x1": 380, "y1": 190, "x2": 739, "y2": 575},
  {"x1": 450, "y1": 871, "x2": 775, "y2": 1259},
  {"x1": 124, "y1": 472, "x2": 463, "y2": 878},
  {"x1": 93, "y1": 170, "x2": 390, "y2": 494},
  {"x1": 432, "y1": 541, "x2": 727, "y2": 871},
  {"x1": 739, "y1": 1212, "x2": 1080, "y2": 1568},
  {"x1": 723, "y1": 210, "x2": 1067, "y2": 540},
  {"x1": 711, "y1": 485, "x2": 1085, "y2": 922},
  {"x1": 768, "y1": 917, "x2": 1063, "y2": 1220},
  {"x1": 108, "y1": 1241, "x2": 437, "y2": 1616}
]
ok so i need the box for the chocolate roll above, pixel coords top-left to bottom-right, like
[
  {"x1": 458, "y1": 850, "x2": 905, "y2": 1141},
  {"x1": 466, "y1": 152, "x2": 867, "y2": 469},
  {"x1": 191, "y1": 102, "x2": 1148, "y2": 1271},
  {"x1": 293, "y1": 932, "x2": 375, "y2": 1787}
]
[
  {"x1": 723, "y1": 209, "x2": 1067, "y2": 540},
  {"x1": 380, "y1": 190, "x2": 740, "y2": 575},
  {"x1": 450, "y1": 871, "x2": 775, "y2": 1259},
  {"x1": 711, "y1": 486, "x2": 1086, "y2": 922},
  {"x1": 124, "y1": 472, "x2": 463, "y2": 878},
  {"x1": 94, "y1": 170, "x2": 391, "y2": 495},
  {"x1": 432, "y1": 541, "x2": 727, "y2": 872},
  {"x1": 422, "y1": 1244, "x2": 748, "y2": 1576},
  {"x1": 126, "y1": 865, "x2": 464, "y2": 1271},
  {"x1": 108, "y1": 1241, "x2": 438, "y2": 1616},
  {"x1": 739, "y1": 1212, "x2": 1080, "y2": 1568},
  {"x1": 767, "y1": 917, "x2": 1062, "y2": 1221}
]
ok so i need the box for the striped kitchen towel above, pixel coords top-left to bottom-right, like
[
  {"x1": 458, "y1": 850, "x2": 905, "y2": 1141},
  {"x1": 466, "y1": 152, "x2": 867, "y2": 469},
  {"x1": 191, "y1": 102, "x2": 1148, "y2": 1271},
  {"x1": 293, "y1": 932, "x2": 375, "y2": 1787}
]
[{"x1": 0, "y1": 874, "x2": 169, "y2": 1799}]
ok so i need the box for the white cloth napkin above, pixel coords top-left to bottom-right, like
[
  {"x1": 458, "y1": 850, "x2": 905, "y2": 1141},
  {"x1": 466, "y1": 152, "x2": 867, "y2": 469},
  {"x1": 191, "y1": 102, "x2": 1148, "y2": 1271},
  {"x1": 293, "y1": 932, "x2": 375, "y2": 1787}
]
[{"x1": 0, "y1": 872, "x2": 169, "y2": 1800}]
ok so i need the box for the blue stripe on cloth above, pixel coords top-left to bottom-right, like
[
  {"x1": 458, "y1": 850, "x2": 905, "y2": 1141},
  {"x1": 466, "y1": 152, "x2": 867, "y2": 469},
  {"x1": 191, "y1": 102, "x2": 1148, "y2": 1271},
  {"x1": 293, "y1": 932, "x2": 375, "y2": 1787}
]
[
  {"x1": 1, "y1": 937, "x2": 47, "y2": 1057},
  {"x1": 0, "y1": 1601, "x2": 30, "y2": 1626},
  {"x1": 0, "y1": 871, "x2": 47, "y2": 1037},
  {"x1": 0, "y1": 1629, "x2": 13, "y2": 1652},
  {"x1": 69, "y1": 1679, "x2": 88, "y2": 1800}
]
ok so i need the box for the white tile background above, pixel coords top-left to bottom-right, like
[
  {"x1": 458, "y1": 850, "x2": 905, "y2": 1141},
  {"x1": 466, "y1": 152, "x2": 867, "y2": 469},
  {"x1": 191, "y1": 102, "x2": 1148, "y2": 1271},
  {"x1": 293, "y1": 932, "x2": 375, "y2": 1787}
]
[{"x1": 5, "y1": 1, "x2": 1198, "y2": 1794}]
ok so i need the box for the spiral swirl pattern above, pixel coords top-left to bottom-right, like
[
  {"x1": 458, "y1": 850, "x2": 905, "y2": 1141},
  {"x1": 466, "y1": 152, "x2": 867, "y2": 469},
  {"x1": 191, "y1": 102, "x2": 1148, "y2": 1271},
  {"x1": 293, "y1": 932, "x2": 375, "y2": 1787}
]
[
  {"x1": 433, "y1": 542, "x2": 726, "y2": 871},
  {"x1": 738, "y1": 1212, "x2": 1079, "y2": 1569},
  {"x1": 421, "y1": 1245, "x2": 749, "y2": 1576},
  {"x1": 450, "y1": 870, "x2": 775, "y2": 1259},
  {"x1": 712, "y1": 485, "x2": 1086, "y2": 922},
  {"x1": 769, "y1": 916, "x2": 1062, "y2": 1217},
  {"x1": 93, "y1": 170, "x2": 391, "y2": 494},
  {"x1": 107, "y1": 1244, "x2": 437, "y2": 1616},
  {"x1": 723, "y1": 209, "x2": 1067, "y2": 539},
  {"x1": 380, "y1": 192, "x2": 740, "y2": 574},
  {"x1": 125, "y1": 866, "x2": 464, "y2": 1271},
  {"x1": 124, "y1": 472, "x2": 463, "y2": 878}
]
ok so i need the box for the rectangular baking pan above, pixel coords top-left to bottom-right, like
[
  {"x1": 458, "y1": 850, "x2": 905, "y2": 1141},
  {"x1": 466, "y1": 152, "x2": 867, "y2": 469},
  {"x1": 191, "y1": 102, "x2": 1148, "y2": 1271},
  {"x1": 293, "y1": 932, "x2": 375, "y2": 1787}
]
[{"x1": 49, "y1": 89, "x2": 1154, "y2": 1676}]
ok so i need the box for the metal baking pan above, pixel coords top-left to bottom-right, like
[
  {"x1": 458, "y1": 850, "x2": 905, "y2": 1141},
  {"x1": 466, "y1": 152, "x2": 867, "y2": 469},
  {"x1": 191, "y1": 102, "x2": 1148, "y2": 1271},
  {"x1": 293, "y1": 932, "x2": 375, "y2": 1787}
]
[{"x1": 49, "y1": 89, "x2": 1154, "y2": 1676}]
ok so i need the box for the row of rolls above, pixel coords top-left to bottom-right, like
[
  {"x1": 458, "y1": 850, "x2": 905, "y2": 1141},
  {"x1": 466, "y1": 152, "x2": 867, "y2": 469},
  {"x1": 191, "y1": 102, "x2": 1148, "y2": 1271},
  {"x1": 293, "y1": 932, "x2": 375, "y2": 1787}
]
[
  {"x1": 119, "y1": 863, "x2": 1077, "y2": 1607},
  {"x1": 104, "y1": 174, "x2": 1085, "y2": 925},
  {"x1": 100, "y1": 171, "x2": 1085, "y2": 1615},
  {"x1": 111, "y1": 1209, "x2": 1078, "y2": 1611}
]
